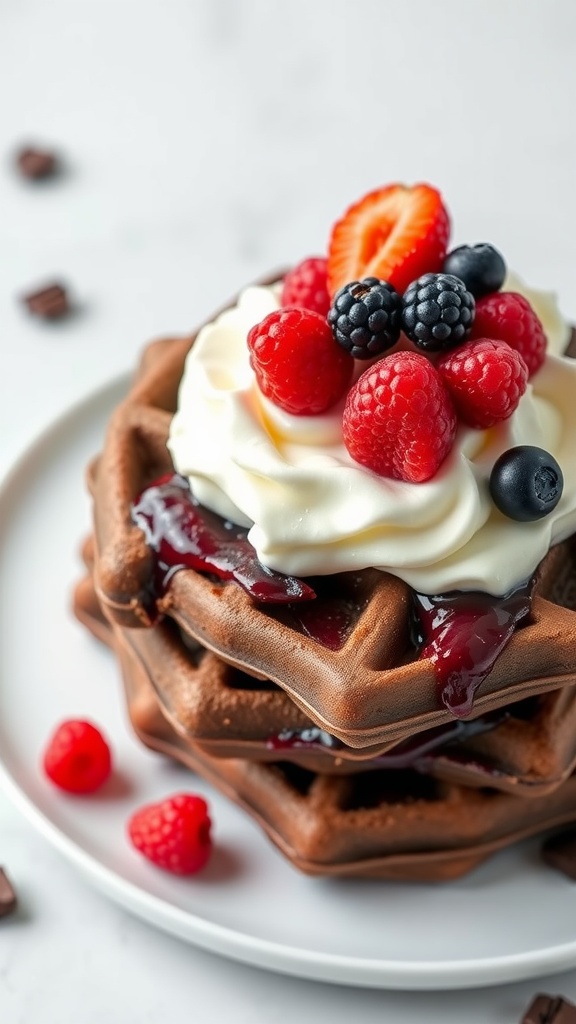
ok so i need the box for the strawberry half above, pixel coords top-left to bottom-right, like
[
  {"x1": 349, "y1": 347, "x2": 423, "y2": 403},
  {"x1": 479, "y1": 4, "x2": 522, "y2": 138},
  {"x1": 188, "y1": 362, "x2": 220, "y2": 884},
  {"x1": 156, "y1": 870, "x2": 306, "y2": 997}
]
[{"x1": 327, "y1": 183, "x2": 450, "y2": 297}]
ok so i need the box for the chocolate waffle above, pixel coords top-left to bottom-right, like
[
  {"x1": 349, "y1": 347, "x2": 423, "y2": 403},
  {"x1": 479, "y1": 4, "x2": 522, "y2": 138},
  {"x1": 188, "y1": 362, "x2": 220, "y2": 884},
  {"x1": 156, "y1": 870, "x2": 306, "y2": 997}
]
[
  {"x1": 76, "y1": 536, "x2": 399, "y2": 759},
  {"x1": 86, "y1": 310, "x2": 576, "y2": 750},
  {"x1": 98, "y1": 599, "x2": 576, "y2": 881},
  {"x1": 75, "y1": 554, "x2": 576, "y2": 797}
]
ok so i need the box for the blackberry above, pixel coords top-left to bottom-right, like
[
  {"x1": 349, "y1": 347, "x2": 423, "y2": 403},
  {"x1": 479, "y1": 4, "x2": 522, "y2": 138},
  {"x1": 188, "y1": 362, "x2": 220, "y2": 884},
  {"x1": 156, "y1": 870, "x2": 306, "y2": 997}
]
[
  {"x1": 328, "y1": 277, "x2": 401, "y2": 359},
  {"x1": 489, "y1": 446, "x2": 563, "y2": 522},
  {"x1": 443, "y1": 243, "x2": 506, "y2": 299},
  {"x1": 401, "y1": 273, "x2": 475, "y2": 352}
]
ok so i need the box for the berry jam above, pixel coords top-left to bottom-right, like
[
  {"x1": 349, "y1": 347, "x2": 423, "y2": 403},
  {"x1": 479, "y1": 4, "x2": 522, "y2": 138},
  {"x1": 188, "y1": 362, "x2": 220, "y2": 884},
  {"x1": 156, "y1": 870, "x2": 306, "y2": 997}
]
[
  {"x1": 131, "y1": 474, "x2": 315, "y2": 604},
  {"x1": 413, "y1": 583, "x2": 533, "y2": 718},
  {"x1": 272, "y1": 574, "x2": 369, "y2": 651},
  {"x1": 267, "y1": 708, "x2": 508, "y2": 770},
  {"x1": 268, "y1": 727, "x2": 341, "y2": 752},
  {"x1": 286, "y1": 599, "x2": 357, "y2": 651}
]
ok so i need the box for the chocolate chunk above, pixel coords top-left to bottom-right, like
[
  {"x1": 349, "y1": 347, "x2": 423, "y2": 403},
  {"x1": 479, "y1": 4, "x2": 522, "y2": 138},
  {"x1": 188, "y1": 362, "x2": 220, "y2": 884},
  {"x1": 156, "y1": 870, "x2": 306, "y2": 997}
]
[
  {"x1": 522, "y1": 994, "x2": 576, "y2": 1023},
  {"x1": 22, "y1": 282, "x2": 69, "y2": 320},
  {"x1": 16, "y1": 146, "x2": 58, "y2": 180},
  {"x1": 0, "y1": 867, "x2": 17, "y2": 918},
  {"x1": 542, "y1": 828, "x2": 576, "y2": 880}
]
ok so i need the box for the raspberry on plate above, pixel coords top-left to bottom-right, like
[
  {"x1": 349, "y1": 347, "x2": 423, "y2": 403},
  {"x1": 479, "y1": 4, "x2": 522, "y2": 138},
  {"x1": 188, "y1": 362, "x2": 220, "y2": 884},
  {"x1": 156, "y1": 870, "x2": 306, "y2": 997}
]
[
  {"x1": 281, "y1": 257, "x2": 331, "y2": 316},
  {"x1": 128, "y1": 793, "x2": 212, "y2": 875},
  {"x1": 327, "y1": 183, "x2": 450, "y2": 297},
  {"x1": 247, "y1": 307, "x2": 354, "y2": 415},
  {"x1": 470, "y1": 292, "x2": 547, "y2": 376},
  {"x1": 42, "y1": 719, "x2": 112, "y2": 794},
  {"x1": 342, "y1": 350, "x2": 457, "y2": 483},
  {"x1": 437, "y1": 338, "x2": 528, "y2": 429}
]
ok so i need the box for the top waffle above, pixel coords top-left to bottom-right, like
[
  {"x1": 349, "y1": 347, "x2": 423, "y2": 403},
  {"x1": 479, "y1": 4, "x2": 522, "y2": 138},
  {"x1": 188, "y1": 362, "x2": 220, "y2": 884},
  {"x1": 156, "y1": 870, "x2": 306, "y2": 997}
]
[{"x1": 89, "y1": 297, "x2": 576, "y2": 750}]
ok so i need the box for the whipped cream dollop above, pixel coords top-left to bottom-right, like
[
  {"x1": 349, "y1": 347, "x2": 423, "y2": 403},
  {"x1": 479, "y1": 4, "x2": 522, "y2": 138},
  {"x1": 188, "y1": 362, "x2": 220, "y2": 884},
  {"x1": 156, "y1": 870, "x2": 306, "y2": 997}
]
[{"x1": 168, "y1": 273, "x2": 576, "y2": 596}]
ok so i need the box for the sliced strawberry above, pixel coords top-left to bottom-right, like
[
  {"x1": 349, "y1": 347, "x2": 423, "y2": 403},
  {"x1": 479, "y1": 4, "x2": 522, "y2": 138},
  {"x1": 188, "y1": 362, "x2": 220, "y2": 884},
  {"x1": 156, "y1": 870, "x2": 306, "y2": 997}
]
[{"x1": 327, "y1": 183, "x2": 451, "y2": 298}]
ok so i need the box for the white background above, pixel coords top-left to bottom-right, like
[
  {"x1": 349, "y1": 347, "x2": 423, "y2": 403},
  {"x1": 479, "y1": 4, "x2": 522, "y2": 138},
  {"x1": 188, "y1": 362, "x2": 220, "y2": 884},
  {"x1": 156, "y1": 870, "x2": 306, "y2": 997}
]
[{"x1": 2, "y1": 1, "x2": 576, "y2": 1020}]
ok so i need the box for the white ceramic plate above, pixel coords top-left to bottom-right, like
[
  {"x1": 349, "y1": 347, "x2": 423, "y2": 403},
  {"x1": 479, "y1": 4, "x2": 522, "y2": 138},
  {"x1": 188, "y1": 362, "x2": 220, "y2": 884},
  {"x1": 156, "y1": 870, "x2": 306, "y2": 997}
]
[{"x1": 1, "y1": 377, "x2": 576, "y2": 991}]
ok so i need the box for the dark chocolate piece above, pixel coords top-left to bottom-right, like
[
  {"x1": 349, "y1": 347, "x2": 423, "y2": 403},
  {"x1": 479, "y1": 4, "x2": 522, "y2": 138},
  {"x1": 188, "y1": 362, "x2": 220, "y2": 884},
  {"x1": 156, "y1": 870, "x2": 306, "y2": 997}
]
[
  {"x1": 0, "y1": 867, "x2": 17, "y2": 918},
  {"x1": 16, "y1": 146, "x2": 58, "y2": 180},
  {"x1": 542, "y1": 828, "x2": 576, "y2": 880},
  {"x1": 22, "y1": 282, "x2": 69, "y2": 320},
  {"x1": 522, "y1": 993, "x2": 576, "y2": 1024}
]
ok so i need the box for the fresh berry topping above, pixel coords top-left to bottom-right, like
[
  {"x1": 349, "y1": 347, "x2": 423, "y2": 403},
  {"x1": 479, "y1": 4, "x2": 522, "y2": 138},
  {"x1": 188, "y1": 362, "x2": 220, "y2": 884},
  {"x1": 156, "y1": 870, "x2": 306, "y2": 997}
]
[
  {"x1": 442, "y1": 243, "x2": 506, "y2": 299},
  {"x1": 281, "y1": 257, "x2": 330, "y2": 316},
  {"x1": 247, "y1": 307, "x2": 353, "y2": 415},
  {"x1": 128, "y1": 793, "x2": 212, "y2": 875},
  {"x1": 42, "y1": 719, "x2": 112, "y2": 794},
  {"x1": 401, "y1": 273, "x2": 475, "y2": 352},
  {"x1": 436, "y1": 338, "x2": 528, "y2": 429},
  {"x1": 489, "y1": 446, "x2": 563, "y2": 522},
  {"x1": 470, "y1": 292, "x2": 547, "y2": 376},
  {"x1": 342, "y1": 351, "x2": 457, "y2": 483},
  {"x1": 327, "y1": 183, "x2": 450, "y2": 297},
  {"x1": 327, "y1": 277, "x2": 402, "y2": 359}
]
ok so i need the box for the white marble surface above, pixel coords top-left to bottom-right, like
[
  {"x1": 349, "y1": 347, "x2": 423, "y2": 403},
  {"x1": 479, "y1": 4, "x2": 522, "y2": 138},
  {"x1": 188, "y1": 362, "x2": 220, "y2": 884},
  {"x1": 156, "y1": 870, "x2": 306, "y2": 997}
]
[{"x1": 2, "y1": 1, "x2": 576, "y2": 1020}]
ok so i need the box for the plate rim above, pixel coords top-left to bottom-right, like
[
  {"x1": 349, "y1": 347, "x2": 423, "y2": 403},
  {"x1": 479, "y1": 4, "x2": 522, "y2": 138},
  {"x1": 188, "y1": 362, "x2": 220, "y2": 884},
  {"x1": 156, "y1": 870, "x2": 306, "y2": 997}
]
[{"x1": 1, "y1": 373, "x2": 576, "y2": 991}]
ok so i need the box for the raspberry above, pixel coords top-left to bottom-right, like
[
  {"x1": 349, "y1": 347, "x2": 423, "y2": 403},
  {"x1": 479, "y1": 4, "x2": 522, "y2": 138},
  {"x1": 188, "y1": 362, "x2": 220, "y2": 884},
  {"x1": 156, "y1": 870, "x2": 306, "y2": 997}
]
[
  {"x1": 470, "y1": 292, "x2": 547, "y2": 376},
  {"x1": 328, "y1": 277, "x2": 401, "y2": 359},
  {"x1": 342, "y1": 351, "x2": 457, "y2": 483},
  {"x1": 401, "y1": 273, "x2": 475, "y2": 351},
  {"x1": 437, "y1": 338, "x2": 528, "y2": 429},
  {"x1": 247, "y1": 307, "x2": 353, "y2": 415},
  {"x1": 42, "y1": 719, "x2": 112, "y2": 794},
  {"x1": 281, "y1": 257, "x2": 330, "y2": 316},
  {"x1": 128, "y1": 793, "x2": 212, "y2": 875}
]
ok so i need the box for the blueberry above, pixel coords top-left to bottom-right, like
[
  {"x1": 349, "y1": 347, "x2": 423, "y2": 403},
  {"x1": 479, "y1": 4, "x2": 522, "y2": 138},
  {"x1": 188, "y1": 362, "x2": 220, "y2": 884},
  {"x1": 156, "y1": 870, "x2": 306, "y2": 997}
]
[
  {"x1": 489, "y1": 446, "x2": 563, "y2": 522},
  {"x1": 443, "y1": 243, "x2": 506, "y2": 299}
]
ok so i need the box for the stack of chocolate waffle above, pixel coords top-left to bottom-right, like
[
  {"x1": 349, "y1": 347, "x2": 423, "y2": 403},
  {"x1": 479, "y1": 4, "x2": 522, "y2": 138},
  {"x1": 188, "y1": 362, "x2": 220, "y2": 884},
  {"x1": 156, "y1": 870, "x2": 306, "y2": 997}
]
[{"x1": 73, "y1": 329, "x2": 576, "y2": 882}]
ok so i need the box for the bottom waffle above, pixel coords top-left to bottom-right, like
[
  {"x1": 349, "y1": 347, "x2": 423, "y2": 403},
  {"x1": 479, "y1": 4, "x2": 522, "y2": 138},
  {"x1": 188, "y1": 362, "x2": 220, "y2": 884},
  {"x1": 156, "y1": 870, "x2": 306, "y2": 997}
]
[
  {"x1": 75, "y1": 558, "x2": 576, "y2": 797},
  {"x1": 119, "y1": 622, "x2": 576, "y2": 881},
  {"x1": 75, "y1": 575, "x2": 576, "y2": 880}
]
